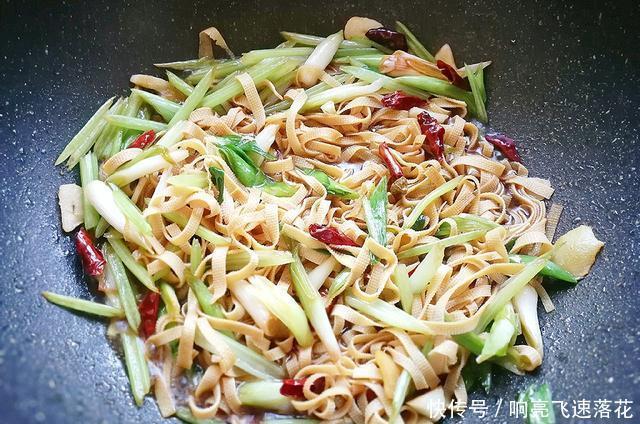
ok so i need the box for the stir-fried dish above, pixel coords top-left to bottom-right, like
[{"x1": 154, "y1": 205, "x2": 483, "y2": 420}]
[{"x1": 48, "y1": 17, "x2": 604, "y2": 423}]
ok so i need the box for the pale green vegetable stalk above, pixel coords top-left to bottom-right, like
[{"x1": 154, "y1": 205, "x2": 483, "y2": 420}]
[
  {"x1": 249, "y1": 275, "x2": 313, "y2": 346},
  {"x1": 392, "y1": 264, "x2": 413, "y2": 314},
  {"x1": 104, "y1": 245, "x2": 141, "y2": 332},
  {"x1": 436, "y1": 214, "x2": 499, "y2": 237},
  {"x1": 363, "y1": 177, "x2": 388, "y2": 261},
  {"x1": 131, "y1": 88, "x2": 179, "y2": 122},
  {"x1": 159, "y1": 282, "x2": 180, "y2": 317},
  {"x1": 302, "y1": 79, "x2": 383, "y2": 111},
  {"x1": 403, "y1": 176, "x2": 463, "y2": 229},
  {"x1": 169, "y1": 68, "x2": 215, "y2": 126},
  {"x1": 156, "y1": 120, "x2": 187, "y2": 148},
  {"x1": 290, "y1": 250, "x2": 341, "y2": 360},
  {"x1": 513, "y1": 285, "x2": 543, "y2": 355},
  {"x1": 326, "y1": 270, "x2": 350, "y2": 302},
  {"x1": 395, "y1": 75, "x2": 476, "y2": 111},
  {"x1": 184, "y1": 59, "x2": 245, "y2": 84},
  {"x1": 42, "y1": 291, "x2": 124, "y2": 318},
  {"x1": 340, "y1": 66, "x2": 430, "y2": 100},
  {"x1": 345, "y1": 295, "x2": 431, "y2": 335},
  {"x1": 94, "y1": 217, "x2": 110, "y2": 238},
  {"x1": 394, "y1": 21, "x2": 435, "y2": 62},
  {"x1": 121, "y1": 331, "x2": 151, "y2": 406},
  {"x1": 56, "y1": 97, "x2": 115, "y2": 166},
  {"x1": 154, "y1": 57, "x2": 216, "y2": 70},
  {"x1": 163, "y1": 212, "x2": 230, "y2": 246},
  {"x1": 200, "y1": 58, "x2": 297, "y2": 108},
  {"x1": 166, "y1": 71, "x2": 194, "y2": 96},
  {"x1": 110, "y1": 184, "x2": 153, "y2": 236},
  {"x1": 190, "y1": 239, "x2": 203, "y2": 275},
  {"x1": 475, "y1": 256, "x2": 548, "y2": 332},
  {"x1": 477, "y1": 304, "x2": 518, "y2": 363},
  {"x1": 242, "y1": 47, "x2": 313, "y2": 66},
  {"x1": 237, "y1": 381, "x2": 293, "y2": 412},
  {"x1": 188, "y1": 276, "x2": 225, "y2": 320},
  {"x1": 397, "y1": 230, "x2": 486, "y2": 259},
  {"x1": 307, "y1": 256, "x2": 339, "y2": 290},
  {"x1": 297, "y1": 30, "x2": 343, "y2": 87},
  {"x1": 175, "y1": 407, "x2": 224, "y2": 424},
  {"x1": 167, "y1": 172, "x2": 209, "y2": 189},
  {"x1": 195, "y1": 318, "x2": 285, "y2": 379},
  {"x1": 106, "y1": 115, "x2": 168, "y2": 132},
  {"x1": 408, "y1": 243, "x2": 444, "y2": 294},
  {"x1": 107, "y1": 149, "x2": 189, "y2": 187},
  {"x1": 264, "y1": 74, "x2": 351, "y2": 114},
  {"x1": 280, "y1": 31, "x2": 364, "y2": 48},
  {"x1": 106, "y1": 233, "x2": 157, "y2": 292},
  {"x1": 517, "y1": 383, "x2": 556, "y2": 424},
  {"x1": 464, "y1": 63, "x2": 488, "y2": 123},
  {"x1": 93, "y1": 97, "x2": 129, "y2": 158},
  {"x1": 79, "y1": 152, "x2": 100, "y2": 229}
]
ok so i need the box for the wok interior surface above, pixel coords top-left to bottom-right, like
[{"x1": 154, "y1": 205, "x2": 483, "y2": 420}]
[{"x1": 0, "y1": 0, "x2": 638, "y2": 422}]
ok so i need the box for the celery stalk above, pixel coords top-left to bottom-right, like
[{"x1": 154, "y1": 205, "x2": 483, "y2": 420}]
[
  {"x1": 280, "y1": 31, "x2": 365, "y2": 48},
  {"x1": 106, "y1": 233, "x2": 157, "y2": 292},
  {"x1": 237, "y1": 381, "x2": 292, "y2": 412},
  {"x1": 166, "y1": 71, "x2": 194, "y2": 96},
  {"x1": 121, "y1": 331, "x2": 151, "y2": 406},
  {"x1": 104, "y1": 245, "x2": 141, "y2": 332},
  {"x1": 42, "y1": 291, "x2": 124, "y2": 318},
  {"x1": 290, "y1": 250, "x2": 340, "y2": 360},
  {"x1": 169, "y1": 68, "x2": 215, "y2": 126},
  {"x1": 242, "y1": 47, "x2": 313, "y2": 66},
  {"x1": 200, "y1": 58, "x2": 297, "y2": 108},
  {"x1": 131, "y1": 88, "x2": 179, "y2": 122},
  {"x1": 106, "y1": 115, "x2": 167, "y2": 132},
  {"x1": 79, "y1": 152, "x2": 100, "y2": 229},
  {"x1": 340, "y1": 66, "x2": 430, "y2": 100},
  {"x1": 395, "y1": 21, "x2": 435, "y2": 62},
  {"x1": 56, "y1": 97, "x2": 115, "y2": 165}
]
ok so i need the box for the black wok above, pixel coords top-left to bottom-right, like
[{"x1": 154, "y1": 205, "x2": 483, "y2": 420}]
[{"x1": 0, "y1": 0, "x2": 638, "y2": 422}]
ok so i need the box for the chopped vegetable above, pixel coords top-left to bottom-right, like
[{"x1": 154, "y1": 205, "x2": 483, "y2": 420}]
[
  {"x1": 120, "y1": 331, "x2": 151, "y2": 406},
  {"x1": 398, "y1": 229, "x2": 486, "y2": 259},
  {"x1": 208, "y1": 166, "x2": 225, "y2": 203},
  {"x1": 238, "y1": 381, "x2": 292, "y2": 412},
  {"x1": 168, "y1": 68, "x2": 215, "y2": 126},
  {"x1": 513, "y1": 285, "x2": 543, "y2": 356},
  {"x1": 290, "y1": 250, "x2": 340, "y2": 360},
  {"x1": 75, "y1": 228, "x2": 106, "y2": 276},
  {"x1": 403, "y1": 175, "x2": 463, "y2": 229},
  {"x1": 104, "y1": 245, "x2": 141, "y2": 331},
  {"x1": 363, "y1": 177, "x2": 388, "y2": 250},
  {"x1": 477, "y1": 304, "x2": 518, "y2": 363},
  {"x1": 297, "y1": 31, "x2": 343, "y2": 87},
  {"x1": 107, "y1": 234, "x2": 157, "y2": 291},
  {"x1": 517, "y1": 383, "x2": 556, "y2": 424},
  {"x1": 509, "y1": 254, "x2": 577, "y2": 284},
  {"x1": 42, "y1": 291, "x2": 124, "y2": 318},
  {"x1": 465, "y1": 63, "x2": 488, "y2": 122},
  {"x1": 394, "y1": 21, "x2": 435, "y2": 62},
  {"x1": 417, "y1": 111, "x2": 445, "y2": 160},
  {"x1": 299, "y1": 167, "x2": 358, "y2": 199},
  {"x1": 345, "y1": 295, "x2": 431, "y2": 335},
  {"x1": 436, "y1": 214, "x2": 499, "y2": 238},
  {"x1": 79, "y1": 152, "x2": 100, "y2": 229}
]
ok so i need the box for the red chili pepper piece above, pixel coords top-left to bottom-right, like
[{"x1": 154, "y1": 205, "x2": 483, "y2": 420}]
[
  {"x1": 485, "y1": 134, "x2": 522, "y2": 163},
  {"x1": 366, "y1": 389, "x2": 376, "y2": 402},
  {"x1": 381, "y1": 91, "x2": 426, "y2": 110},
  {"x1": 378, "y1": 143, "x2": 404, "y2": 182},
  {"x1": 436, "y1": 60, "x2": 470, "y2": 90},
  {"x1": 129, "y1": 129, "x2": 157, "y2": 149},
  {"x1": 138, "y1": 292, "x2": 161, "y2": 339},
  {"x1": 365, "y1": 27, "x2": 408, "y2": 51},
  {"x1": 75, "y1": 228, "x2": 106, "y2": 276},
  {"x1": 309, "y1": 224, "x2": 359, "y2": 247},
  {"x1": 280, "y1": 378, "x2": 325, "y2": 398},
  {"x1": 417, "y1": 112, "x2": 445, "y2": 161}
]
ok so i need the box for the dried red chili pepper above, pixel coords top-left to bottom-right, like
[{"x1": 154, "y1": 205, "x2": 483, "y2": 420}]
[
  {"x1": 280, "y1": 377, "x2": 325, "y2": 398},
  {"x1": 366, "y1": 389, "x2": 376, "y2": 402},
  {"x1": 309, "y1": 224, "x2": 359, "y2": 247},
  {"x1": 75, "y1": 228, "x2": 106, "y2": 276},
  {"x1": 378, "y1": 143, "x2": 404, "y2": 182},
  {"x1": 138, "y1": 292, "x2": 161, "y2": 339},
  {"x1": 436, "y1": 60, "x2": 469, "y2": 90},
  {"x1": 485, "y1": 134, "x2": 522, "y2": 163},
  {"x1": 417, "y1": 112, "x2": 445, "y2": 161},
  {"x1": 365, "y1": 27, "x2": 408, "y2": 51},
  {"x1": 381, "y1": 91, "x2": 426, "y2": 110},
  {"x1": 129, "y1": 129, "x2": 157, "y2": 149}
]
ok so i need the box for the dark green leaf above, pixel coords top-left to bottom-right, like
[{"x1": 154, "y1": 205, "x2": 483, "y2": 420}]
[{"x1": 208, "y1": 166, "x2": 225, "y2": 203}]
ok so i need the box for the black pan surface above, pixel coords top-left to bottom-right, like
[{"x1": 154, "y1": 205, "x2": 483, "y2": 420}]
[{"x1": 0, "y1": 1, "x2": 638, "y2": 423}]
